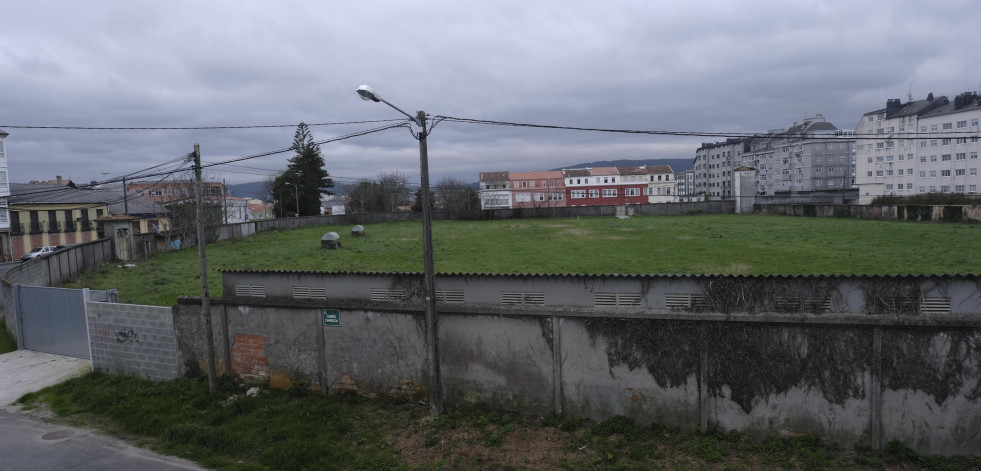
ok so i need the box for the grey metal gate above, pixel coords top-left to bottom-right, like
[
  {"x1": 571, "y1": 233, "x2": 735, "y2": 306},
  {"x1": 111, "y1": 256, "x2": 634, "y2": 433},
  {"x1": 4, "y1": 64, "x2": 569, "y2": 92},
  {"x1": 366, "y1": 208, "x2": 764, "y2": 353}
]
[{"x1": 14, "y1": 285, "x2": 115, "y2": 359}]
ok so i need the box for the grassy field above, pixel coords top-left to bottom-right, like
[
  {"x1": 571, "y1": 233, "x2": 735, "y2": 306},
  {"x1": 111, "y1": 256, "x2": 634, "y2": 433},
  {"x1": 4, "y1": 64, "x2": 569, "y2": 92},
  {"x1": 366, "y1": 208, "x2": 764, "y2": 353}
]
[
  {"x1": 18, "y1": 373, "x2": 979, "y2": 471},
  {"x1": 66, "y1": 214, "x2": 981, "y2": 306}
]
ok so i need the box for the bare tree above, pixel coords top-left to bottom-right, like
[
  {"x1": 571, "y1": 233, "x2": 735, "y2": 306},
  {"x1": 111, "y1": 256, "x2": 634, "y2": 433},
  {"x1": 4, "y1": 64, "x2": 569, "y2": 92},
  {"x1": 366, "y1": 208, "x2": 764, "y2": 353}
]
[{"x1": 434, "y1": 177, "x2": 480, "y2": 217}]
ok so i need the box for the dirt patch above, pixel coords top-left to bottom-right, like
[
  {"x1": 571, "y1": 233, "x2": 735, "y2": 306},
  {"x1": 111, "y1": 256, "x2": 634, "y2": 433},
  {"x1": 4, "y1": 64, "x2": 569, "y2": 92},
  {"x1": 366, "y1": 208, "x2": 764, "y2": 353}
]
[
  {"x1": 561, "y1": 228, "x2": 591, "y2": 237},
  {"x1": 397, "y1": 421, "x2": 582, "y2": 469}
]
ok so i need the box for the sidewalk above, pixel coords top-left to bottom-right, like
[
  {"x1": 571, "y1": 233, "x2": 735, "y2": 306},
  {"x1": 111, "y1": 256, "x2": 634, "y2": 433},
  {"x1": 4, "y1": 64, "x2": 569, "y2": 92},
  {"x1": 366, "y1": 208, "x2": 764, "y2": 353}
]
[{"x1": 0, "y1": 350, "x2": 90, "y2": 406}]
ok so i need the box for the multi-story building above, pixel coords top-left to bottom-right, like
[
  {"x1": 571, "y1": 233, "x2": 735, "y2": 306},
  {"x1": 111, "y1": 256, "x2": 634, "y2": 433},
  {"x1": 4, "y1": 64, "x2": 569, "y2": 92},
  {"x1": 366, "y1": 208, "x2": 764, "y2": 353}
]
[
  {"x1": 638, "y1": 165, "x2": 676, "y2": 203},
  {"x1": 675, "y1": 169, "x2": 698, "y2": 202},
  {"x1": 693, "y1": 138, "x2": 747, "y2": 199},
  {"x1": 128, "y1": 180, "x2": 226, "y2": 205},
  {"x1": 855, "y1": 92, "x2": 981, "y2": 202},
  {"x1": 509, "y1": 170, "x2": 565, "y2": 208},
  {"x1": 478, "y1": 171, "x2": 511, "y2": 210},
  {"x1": 739, "y1": 114, "x2": 856, "y2": 201},
  {"x1": 0, "y1": 129, "x2": 10, "y2": 260}
]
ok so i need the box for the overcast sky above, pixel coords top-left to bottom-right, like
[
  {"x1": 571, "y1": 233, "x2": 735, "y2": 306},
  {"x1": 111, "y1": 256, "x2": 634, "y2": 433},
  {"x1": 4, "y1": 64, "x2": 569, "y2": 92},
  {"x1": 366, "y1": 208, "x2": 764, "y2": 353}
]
[{"x1": 2, "y1": 1, "x2": 979, "y2": 193}]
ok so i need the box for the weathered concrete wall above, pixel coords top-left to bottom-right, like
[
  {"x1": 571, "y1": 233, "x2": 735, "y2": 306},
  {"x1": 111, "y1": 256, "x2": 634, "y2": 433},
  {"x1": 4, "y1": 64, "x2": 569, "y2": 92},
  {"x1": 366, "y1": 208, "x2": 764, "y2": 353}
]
[
  {"x1": 757, "y1": 203, "x2": 981, "y2": 223},
  {"x1": 171, "y1": 271, "x2": 981, "y2": 455},
  {"x1": 86, "y1": 301, "x2": 180, "y2": 381}
]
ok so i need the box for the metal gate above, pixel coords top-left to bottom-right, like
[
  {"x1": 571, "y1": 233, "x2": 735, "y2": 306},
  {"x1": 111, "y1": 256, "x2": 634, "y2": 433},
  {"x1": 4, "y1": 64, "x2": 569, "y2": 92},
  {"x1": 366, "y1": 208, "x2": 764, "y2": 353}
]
[{"x1": 14, "y1": 285, "x2": 115, "y2": 359}]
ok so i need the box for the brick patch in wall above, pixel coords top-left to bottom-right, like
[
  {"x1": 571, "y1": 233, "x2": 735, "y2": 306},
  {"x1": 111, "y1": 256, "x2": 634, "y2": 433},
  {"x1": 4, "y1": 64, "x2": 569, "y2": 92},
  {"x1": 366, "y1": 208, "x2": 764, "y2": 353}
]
[{"x1": 231, "y1": 334, "x2": 270, "y2": 383}]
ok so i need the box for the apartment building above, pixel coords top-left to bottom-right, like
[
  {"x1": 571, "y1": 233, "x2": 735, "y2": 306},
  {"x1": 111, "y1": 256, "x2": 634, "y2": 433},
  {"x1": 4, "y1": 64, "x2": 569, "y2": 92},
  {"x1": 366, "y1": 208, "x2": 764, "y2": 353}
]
[
  {"x1": 0, "y1": 129, "x2": 10, "y2": 260},
  {"x1": 693, "y1": 138, "x2": 747, "y2": 199},
  {"x1": 740, "y1": 114, "x2": 856, "y2": 201},
  {"x1": 565, "y1": 167, "x2": 647, "y2": 206},
  {"x1": 855, "y1": 92, "x2": 981, "y2": 203},
  {"x1": 509, "y1": 170, "x2": 566, "y2": 208},
  {"x1": 478, "y1": 171, "x2": 511, "y2": 210},
  {"x1": 128, "y1": 180, "x2": 226, "y2": 205}
]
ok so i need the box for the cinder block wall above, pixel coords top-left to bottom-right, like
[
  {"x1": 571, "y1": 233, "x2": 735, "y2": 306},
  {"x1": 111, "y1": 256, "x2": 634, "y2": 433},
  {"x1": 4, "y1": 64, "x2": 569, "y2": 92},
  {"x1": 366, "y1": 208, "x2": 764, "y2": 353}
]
[{"x1": 87, "y1": 301, "x2": 180, "y2": 381}]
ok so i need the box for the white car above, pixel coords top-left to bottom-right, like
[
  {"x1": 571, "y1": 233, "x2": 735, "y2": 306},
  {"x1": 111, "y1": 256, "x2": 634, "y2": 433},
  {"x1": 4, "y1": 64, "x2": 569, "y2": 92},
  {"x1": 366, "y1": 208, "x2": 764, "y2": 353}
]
[{"x1": 21, "y1": 246, "x2": 58, "y2": 261}]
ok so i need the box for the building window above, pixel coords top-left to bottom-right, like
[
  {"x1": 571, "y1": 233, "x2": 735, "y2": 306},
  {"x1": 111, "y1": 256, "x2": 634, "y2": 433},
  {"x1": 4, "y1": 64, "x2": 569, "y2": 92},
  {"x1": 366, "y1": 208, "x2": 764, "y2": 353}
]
[
  {"x1": 956, "y1": 169, "x2": 966, "y2": 176},
  {"x1": 625, "y1": 188, "x2": 640, "y2": 197},
  {"x1": 942, "y1": 138, "x2": 952, "y2": 146},
  {"x1": 601, "y1": 189, "x2": 617, "y2": 197},
  {"x1": 957, "y1": 120, "x2": 967, "y2": 128},
  {"x1": 942, "y1": 154, "x2": 952, "y2": 161},
  {"x1": 943, "y1": 123, "x2": 952, "y2": 130},
  {"x1": 571, "y1": 190, "x2": 586, "y2": 199},
  {"x1": 535, "y1": 193, "x2": 545, "y2": 202},
  {"x1": 919, "y1": 171, "x2": 926, "y2": 177},
  {"x1": 942, "y1": 186, "x2": 951, "y2": 193},
  {"x1": 588, "y1": 189, "x2": 599, "y2": 198},
  {"x1": 941, "y1": 170, "x2": 951, "y2": 177},
  {"x1": 972, "y1": 168, "x2": 978, "y2": 176},
  {"x1": 956, "y1": 138, "x2": 967, "y2": 144}
]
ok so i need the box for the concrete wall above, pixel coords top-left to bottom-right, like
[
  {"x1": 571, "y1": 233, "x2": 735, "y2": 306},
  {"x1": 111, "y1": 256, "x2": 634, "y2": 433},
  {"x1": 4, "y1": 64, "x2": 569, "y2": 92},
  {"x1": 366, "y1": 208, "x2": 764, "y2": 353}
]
[
  {"x1": 757, "y1": 203, "x2": 981, "y2": 222},
  {"x1": 172, "y1": 271, "x2": 981, "y2": 455},
  {"x1": 86, "y1": 301, "x2": 180, "y2": 381}
]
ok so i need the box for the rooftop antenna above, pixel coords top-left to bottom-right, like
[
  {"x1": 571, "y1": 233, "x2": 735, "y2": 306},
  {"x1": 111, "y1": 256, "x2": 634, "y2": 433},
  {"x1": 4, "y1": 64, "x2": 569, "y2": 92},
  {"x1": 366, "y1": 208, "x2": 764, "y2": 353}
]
[{"x1": 908, "y1": 82, "x2": 913, "y2": 102}]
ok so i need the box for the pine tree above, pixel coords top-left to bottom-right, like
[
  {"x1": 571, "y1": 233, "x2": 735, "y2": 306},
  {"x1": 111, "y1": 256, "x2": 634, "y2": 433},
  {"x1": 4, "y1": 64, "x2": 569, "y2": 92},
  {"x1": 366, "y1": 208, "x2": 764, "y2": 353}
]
[{"x1": 272, "y1": 123, "x2": 334, "y2": 217}]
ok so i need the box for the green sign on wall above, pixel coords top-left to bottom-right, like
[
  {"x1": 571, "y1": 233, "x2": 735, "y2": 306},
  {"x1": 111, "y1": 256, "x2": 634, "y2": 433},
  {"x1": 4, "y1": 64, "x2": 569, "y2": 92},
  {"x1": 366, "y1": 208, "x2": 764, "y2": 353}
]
[{"x1": 321, "y1": 309, "x2": 340, "y2": 327}]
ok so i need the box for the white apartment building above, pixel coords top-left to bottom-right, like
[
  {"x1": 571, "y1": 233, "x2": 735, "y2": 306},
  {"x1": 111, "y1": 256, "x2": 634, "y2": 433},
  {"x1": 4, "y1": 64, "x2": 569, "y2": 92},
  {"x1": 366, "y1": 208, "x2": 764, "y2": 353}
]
[
  {"x1": 478, "y1": 171, "x2": 512, "y2": 210},
  {"x1": 0, "y1": 129, "x2": 10, "y2": 261},
  {"x1": 855, "y1": 92, "x2": 981, "y2": 203}
]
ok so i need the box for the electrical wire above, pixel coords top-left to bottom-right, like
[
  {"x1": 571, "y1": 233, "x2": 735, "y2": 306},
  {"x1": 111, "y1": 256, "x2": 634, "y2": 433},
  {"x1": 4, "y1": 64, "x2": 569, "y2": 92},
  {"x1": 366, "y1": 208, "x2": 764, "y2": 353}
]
[
  {"x1": 433, "y1": 115, "x2": 980, "y2": 141},
  {"x1": 0, "y1": 119, "x2": 405, "y2": 130}
]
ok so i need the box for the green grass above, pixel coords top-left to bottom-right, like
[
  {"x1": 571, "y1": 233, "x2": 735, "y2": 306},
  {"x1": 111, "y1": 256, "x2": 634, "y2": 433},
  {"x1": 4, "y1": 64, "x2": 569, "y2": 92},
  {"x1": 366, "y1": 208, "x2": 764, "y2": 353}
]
[
  {"x1": 0, "y1": 316, "x2": 17, "y2": 353},
  {"x1": 65, "y1": 214, "x2": 981, "y2": 306},
  {"x1": 18, "y1": 373, "x2": 981, "y2": 471}
]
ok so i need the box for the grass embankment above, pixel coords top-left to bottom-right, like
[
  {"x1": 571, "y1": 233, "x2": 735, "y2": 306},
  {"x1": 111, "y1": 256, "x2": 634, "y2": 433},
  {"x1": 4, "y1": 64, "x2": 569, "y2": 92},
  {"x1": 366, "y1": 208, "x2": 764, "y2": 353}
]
[
  {"x1": 19, "y1": 373, "x2": 979, "y2": 471},
  {"x1": 0, "y1": 316, "x2": 17, "y2": 353},
  {"x1": 67, "y1": 214, "x2": 981, "y2": 306}
]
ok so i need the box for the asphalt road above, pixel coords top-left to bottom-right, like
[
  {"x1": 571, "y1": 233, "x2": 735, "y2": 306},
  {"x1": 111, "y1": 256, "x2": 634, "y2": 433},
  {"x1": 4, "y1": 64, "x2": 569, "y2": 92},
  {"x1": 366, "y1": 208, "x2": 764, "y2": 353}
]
[{"x1": 0, "y1": 408, "x2": 205, "y2": 471}]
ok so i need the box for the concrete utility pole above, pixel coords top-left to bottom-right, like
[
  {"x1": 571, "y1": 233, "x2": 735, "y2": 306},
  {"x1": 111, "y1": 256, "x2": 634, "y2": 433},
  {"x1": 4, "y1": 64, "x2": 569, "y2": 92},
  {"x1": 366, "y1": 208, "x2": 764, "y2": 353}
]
[
  {"x1": 357, "y1": 85, "x2": 442, "y2": 416},
  {"x1": 194, "y1": 144, "x2": 219, "y2": 398}
]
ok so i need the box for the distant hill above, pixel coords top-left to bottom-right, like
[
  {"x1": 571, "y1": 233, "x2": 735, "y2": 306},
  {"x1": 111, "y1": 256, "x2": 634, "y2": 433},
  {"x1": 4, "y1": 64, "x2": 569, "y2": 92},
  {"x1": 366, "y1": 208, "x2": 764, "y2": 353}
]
[
  {"x1": 551, "y1": 158, "x2": 692, "y2": 173},
  {"x1": 227, "y1": 181, "x2": 270, "y2": 201}
]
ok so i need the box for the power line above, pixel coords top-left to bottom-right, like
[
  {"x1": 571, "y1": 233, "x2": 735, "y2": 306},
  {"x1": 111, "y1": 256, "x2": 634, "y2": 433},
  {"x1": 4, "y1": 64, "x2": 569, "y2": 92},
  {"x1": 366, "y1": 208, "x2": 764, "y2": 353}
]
[
  {"x1": 434, "y1": 115, "x2": 980, "y2": 141},
  {"x1": 0, "y1": 119, "x2": 405, "y2": 131}
]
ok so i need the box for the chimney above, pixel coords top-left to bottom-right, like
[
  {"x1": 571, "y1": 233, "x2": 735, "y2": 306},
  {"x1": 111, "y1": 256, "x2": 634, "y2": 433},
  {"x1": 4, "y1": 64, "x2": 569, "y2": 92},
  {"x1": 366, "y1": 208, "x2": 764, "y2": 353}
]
[
  {"x1": 56, "y1": 175, "x2": 63, "y2": 184},
  {"x1": 927, "y1": 92, "x2": 934, "y2": 101},
  {"x1": 886, "y1": 98, "x2": 902, "y2": 115}
]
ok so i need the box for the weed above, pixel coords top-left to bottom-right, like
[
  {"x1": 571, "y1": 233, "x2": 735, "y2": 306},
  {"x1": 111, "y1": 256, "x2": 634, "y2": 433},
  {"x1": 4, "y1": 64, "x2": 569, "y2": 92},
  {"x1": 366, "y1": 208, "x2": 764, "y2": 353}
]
[{"x1": 0, "y1": 317, "x2": 16, "y2": 353}]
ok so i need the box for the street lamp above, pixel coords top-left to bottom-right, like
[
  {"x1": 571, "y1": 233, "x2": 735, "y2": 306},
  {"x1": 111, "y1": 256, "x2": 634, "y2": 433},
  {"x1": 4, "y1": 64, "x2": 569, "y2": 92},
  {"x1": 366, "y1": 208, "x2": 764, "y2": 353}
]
[
  {"x1": 357, "y1": 84, "x2": 441, "y2": 416},
  {"x1": 285, "y1": 182, "x2": 300, "y2": 217},
  {"x1": 101, "y1": 171, "x2": 129, "y2": 215}
]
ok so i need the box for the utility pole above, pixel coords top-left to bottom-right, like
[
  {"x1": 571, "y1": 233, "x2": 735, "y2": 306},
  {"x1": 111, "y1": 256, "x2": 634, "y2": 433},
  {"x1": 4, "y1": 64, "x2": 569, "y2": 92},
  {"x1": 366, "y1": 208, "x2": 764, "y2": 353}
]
[
  {"x1": 122, "y1": 176, "x2": 129, "y2": 215},
  {"x1": 417, "y1": 110, "x2": 442, "y2": 416},
  {"x1": 223, "y1": 178, "x2": 228, "y2": 224},
  {"x1": 194, "y1": 144, "x2": 219, "y2": 398}
]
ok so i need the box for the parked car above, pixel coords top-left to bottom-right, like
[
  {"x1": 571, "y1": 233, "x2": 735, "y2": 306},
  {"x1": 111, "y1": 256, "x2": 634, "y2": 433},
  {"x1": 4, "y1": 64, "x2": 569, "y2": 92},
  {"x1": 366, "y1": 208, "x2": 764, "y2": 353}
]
[{"x1": 20, "y1": 246, "x2": 58, "y2": 261}]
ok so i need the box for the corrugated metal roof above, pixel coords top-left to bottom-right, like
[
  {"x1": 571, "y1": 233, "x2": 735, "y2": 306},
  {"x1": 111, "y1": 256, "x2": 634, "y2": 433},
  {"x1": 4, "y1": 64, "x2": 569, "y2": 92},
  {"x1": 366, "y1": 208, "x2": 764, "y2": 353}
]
[{"x1": 219, "y1": 268, "x2": 979, "y2": 279}]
